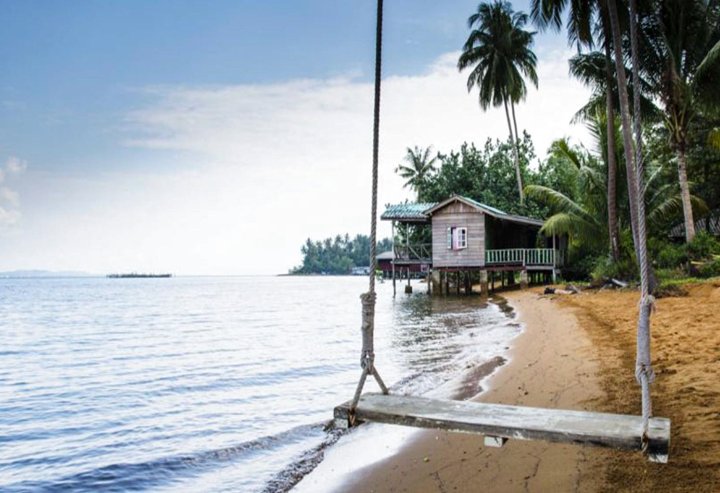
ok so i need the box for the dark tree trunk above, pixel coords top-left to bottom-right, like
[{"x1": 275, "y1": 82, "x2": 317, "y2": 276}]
[
  {"x1": 504, "y1": 97, "x2": 524, "y2": 204},
  {"x1": 677, "y1": 144, "x2": 696, "y2": 242},
  {"x1": 607, "y1": 0, "x2": 640, "y2": 248},
  {"x1": 601, "y1": 8, "x2": 621, "y2": 262}
]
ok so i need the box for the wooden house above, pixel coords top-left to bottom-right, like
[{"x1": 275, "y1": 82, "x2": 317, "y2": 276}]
[{"x1": 381, "y1": 196, "x2": 564, "y2": 295}]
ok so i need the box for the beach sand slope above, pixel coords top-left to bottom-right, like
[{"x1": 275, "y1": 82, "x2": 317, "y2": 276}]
[{"x1": 559, "y1": 282, "x2": 720, "y2": 492}]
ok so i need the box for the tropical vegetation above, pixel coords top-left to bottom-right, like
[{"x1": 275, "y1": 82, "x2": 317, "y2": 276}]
[
  {"x1": 458, "y1": 0, "x2": 538, "y2": 203},
  {"x1": 393, "y1": 0, "x2": 720, "y2": 284}
]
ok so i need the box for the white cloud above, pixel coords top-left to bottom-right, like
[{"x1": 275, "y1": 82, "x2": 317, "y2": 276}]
[
  {"x1": 0, "y1": 157, "x2": 27, "y2": 231},
  {"x1": 0, "y1": 51, "x2": 590, "y2": 274},
  {"x1": 0, "y1": 187, "x2": 19, "y2": 207},
  {"x1": 5, "y1": 156, "x2": 28, "y2": 175},
  {"x1": 0, "y1": 206, "x2": 20, "y2": 227}
]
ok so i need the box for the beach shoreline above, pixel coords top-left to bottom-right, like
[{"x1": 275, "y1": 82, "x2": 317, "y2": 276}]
[
  {"x1": 295, "y1": 289, "x2": 609, "y2": 492},
  {"x1": 327, "y1": 289, "x2": 607, "y2": 493},
  {"x1": 297, "y1": 281, "x2": 720, "y2": 492}
]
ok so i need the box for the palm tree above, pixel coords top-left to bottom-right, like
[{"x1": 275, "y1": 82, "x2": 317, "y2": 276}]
[
  {"x1": 531, "y1": 0, "x2": 629, "y2": 262},
  {"x1": 458, "y1": 1, "x2": 538, "y2": 204},
  {"x1": 532, "y1": 0, "x2": 662, "y2": 450},
  {"x1": 394, "y1": 146, "x2": 437, "y2": 200},
  {"x1": 526, "y1": 135, "x2": 705, "y2": 257},
  {"x1": 639, "y1": 0, "x2": 720, "y2": 242},
  {"x1": 568, "y1": 48, "x2": 665, "y2": 260},
  {"x1": 526, "y1": 138, "x2": 609, "y2": 250},
  {"x1": 531, "y1": 0, "x2": 649, "y2": 260}
]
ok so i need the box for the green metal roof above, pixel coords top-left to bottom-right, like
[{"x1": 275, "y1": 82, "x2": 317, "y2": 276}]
[
  {"x1": 461, "y1": 197, "x2": 507, "y2": 216},
  {"x1": 381, "y1": 196, "x2": 543, "y2": 227},
  {"x1": 381, "y1": 202, "x2": 437, "y2": 222}
]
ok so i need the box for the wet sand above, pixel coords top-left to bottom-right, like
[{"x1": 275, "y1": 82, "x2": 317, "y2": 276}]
[
  {"x1": 338, "y1": 289, "x2": 606, "y2": 492},
  {"x1": 331, "y1": 282, "x2": 720, "y2": 492}
]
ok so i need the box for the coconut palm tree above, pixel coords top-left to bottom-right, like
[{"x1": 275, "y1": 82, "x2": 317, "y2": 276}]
[
  {"x1": 526, "y1": 134, "x2": 705, "y2": 255},
  {"x1": 639, "y1": 0, "x2": 720, "y2": 242},
  {"x1": 394, "y1": 146, "x2": 437, "y2": 201},
  {"x1": 458, "y1": 1, "x2": 538, "y2": 204},
  {"x1": 526, "y1": 138, "x2": 608, "y2": 249},
  {"x1": 530, "y1": 0, "x2": 629, "y2": 261},
  {"x1": 532, "y1": 0, "x2": 662, "y2": 448}
]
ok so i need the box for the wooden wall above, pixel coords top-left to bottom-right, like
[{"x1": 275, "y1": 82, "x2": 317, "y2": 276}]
[{"x1": 431, "y1": 201, "x2": 485, "y2": 267}]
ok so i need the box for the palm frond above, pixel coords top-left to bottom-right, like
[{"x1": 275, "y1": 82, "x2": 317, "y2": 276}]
[{"x1": 525, "y1": 184, "x2": 598, "y2": 225}]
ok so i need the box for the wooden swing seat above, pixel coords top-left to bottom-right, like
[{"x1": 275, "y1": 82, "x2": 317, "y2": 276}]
[{"x1": 334, "y1": 393, "x2": 670, "y2": 463}]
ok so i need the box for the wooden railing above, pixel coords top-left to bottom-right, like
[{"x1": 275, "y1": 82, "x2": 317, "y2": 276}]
[
  {"x1": 485, "y1": 248, "x2": 561, "y2": 266},
  {"x1": 394, "y1": 243, "x2": 432, "y2": 261}
]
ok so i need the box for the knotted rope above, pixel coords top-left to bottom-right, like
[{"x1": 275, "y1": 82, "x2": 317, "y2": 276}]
[{"x1": 350, "y1": 0, "x2": 388, "y2": 418}]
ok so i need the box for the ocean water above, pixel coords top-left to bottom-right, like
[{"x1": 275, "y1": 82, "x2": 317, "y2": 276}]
[{"x1": 0, "y1": 276, "x2": 520, "y2": 492}]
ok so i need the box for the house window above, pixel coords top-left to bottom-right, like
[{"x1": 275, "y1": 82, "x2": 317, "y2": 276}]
[{"x1": 447, "y1": 226, "x2": 468, "y2": 250}]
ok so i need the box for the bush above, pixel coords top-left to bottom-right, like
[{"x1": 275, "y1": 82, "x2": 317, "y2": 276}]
[
  {"x1": 656, "y1": 243, "x2": 688, "y2": 269},
  {"x1": 697, "y1": 258, "x2": 720, "y2": 278},
  {"x1": 561, "y1": 253, "x2": 598, "y2": 281},
  {"x1": 591, "y1": 255, "x2": 638, "y2": 283},
  {"x1": 686, "y1": 231, "x2": 720, "y2": 260}
]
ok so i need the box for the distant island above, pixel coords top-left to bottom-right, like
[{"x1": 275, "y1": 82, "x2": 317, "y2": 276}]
[
  {"x1": 107, "y1": 273, "x2": 173, "y2": 278},
  {"x1": 289, "y1": 234, "x2": 392, "y2": 275}
]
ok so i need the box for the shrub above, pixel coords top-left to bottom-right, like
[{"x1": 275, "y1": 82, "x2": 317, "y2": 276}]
[
  {"x1": 561, "y1": 253, "x2": 598, "y2": 281},
  {"x1": 591, "y1": 255, "x2": 638, "y2": 283},
  {"x1": 656, "y1": 243, "x2": 688, "y2": 269},
  {"x1": 697, "y1": 258, "x2": 720, "y2": 278},
  {"x1": 686, "y1": 231, "x2": 720, "y2": 260}
]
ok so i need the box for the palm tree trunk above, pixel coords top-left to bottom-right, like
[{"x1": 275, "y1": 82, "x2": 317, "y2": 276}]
[
  {"x1": 677, "y1": 144, "x2": 696, "y2": 242},
  {"x1": 629, "y1": 0, "x2": 643, "y2": 177},
  {"x1": 607, "y1": 0, "x2": 655, "y2": 439},
  {"x1": 504, "y1": 98, "x2": 524, "y2": 203},
  {"x1": 606, "y1": 0, "x2": 640, "y2": 253},
  {"x1": 602, "y1": 18, "x2": 620, "y2": 262},
  {"x1": 511, "y1": 99, "x2": 521, "y2": 150}
]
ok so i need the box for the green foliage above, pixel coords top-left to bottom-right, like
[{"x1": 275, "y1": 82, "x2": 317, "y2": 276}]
[
  {"x1": 559, "y1": 253, "x2": 598, "y2": 281},
  {"x1": 655, "y1": 270, "x2": 720, "y2": 297},
  {"x1": 686, "y1": 231, "x2": 720, "y2": 260},
  {"x1": 419, "y1": 134, "x2": 543, "y2": 216},
  {"x1": 655, "y1": 242, "x2": 688, "y2": 269},
  {"x1": 591, "y1": 255, "x2": 639, "y2": 283},
  {"x1": 394, "y1": 223, "x2": 431, "y2": 248},
  {"x1": 458, "y1": 1, "x2": 538, "y2": 110},
  {"x1": 395, "y1": 146, "x2": 437, "y2": 200},
  {"x1": 697, "y1": 258, "x2": 720, "y2": 278},
  {"x1": 290, "y1": 234, "x2": 392, "y2": 275}
]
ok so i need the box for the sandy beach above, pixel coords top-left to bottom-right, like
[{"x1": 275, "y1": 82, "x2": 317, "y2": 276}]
[{"x1": 325, "y1": 282, "x2": 720, "y2": 492}]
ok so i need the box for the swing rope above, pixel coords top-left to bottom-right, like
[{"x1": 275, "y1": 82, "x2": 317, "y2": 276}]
[
  {"x1": 629, "y1": 0, "x2": 655, "y2": 450},
  {"x1": 350, "y1": 0, "x2": 388, "y2": 417}
]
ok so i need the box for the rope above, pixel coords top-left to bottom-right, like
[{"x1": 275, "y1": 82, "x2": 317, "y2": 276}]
[
  {"x1": 368, "y1": 0, "x2": 383, "y2": 296},
  {"x1": 350, "y1": 0, "x2": 388, "y2": 418},
  {"x1": 629, "y1": 0, "x2": 655, "y2": 448}
]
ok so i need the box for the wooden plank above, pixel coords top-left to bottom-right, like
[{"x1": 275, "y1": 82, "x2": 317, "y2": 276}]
[{"x1": 334, "y1": 393, "x2": 670, "y2": 463}]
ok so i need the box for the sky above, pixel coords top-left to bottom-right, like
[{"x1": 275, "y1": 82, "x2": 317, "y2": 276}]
[{"x1": 0, "y1": 0, "x2": 591, "y2": 275}]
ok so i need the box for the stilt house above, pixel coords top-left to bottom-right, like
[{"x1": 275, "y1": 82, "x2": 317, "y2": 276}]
[{"x1": 381, "y1": 195, "x2": 565, "y2": 294}]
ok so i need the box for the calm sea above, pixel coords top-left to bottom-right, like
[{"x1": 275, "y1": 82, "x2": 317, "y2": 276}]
[{"x1": 0, "y1": 276, "x2": 519, "y2": 492}]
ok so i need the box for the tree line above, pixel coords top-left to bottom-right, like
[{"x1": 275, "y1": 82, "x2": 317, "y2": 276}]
[{"x1": 290, "y1": 234, "x2": 392, "y2": 275}]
